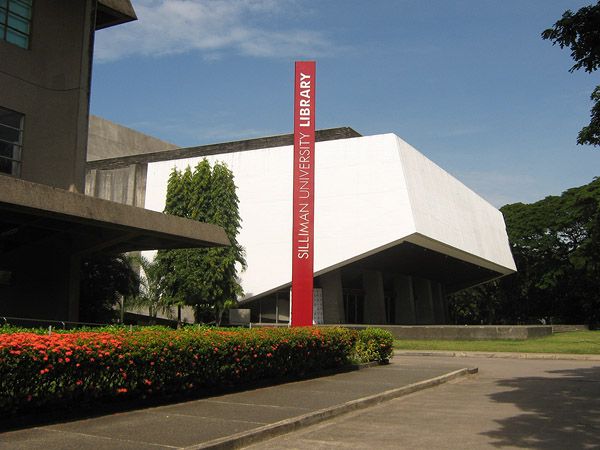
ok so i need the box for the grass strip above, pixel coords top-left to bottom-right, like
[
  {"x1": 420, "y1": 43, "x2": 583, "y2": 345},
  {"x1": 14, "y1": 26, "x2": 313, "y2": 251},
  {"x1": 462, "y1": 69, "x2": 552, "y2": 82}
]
[{"x1": 394, "y1": 330, "x2": 600, "y2": 354}]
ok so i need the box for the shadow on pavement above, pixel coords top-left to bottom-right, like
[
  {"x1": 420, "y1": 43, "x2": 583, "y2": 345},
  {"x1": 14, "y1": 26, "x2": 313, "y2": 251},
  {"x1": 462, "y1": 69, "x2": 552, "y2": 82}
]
[{"x1": 483, "y1": 366, "x2": 600, "y2": 449}]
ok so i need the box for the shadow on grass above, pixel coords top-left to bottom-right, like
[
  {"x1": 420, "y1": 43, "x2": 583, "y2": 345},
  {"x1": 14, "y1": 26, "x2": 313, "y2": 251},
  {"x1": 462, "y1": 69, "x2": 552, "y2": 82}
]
[{"x1": 483, "y1": 366, "x2": 600, "y2": 449}]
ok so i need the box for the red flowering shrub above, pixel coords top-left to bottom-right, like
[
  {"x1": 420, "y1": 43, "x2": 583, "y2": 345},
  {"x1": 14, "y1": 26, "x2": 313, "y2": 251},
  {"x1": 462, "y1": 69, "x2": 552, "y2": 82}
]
[{"x1": 0, "y1": 326, "x2": 357, "y2": 417}]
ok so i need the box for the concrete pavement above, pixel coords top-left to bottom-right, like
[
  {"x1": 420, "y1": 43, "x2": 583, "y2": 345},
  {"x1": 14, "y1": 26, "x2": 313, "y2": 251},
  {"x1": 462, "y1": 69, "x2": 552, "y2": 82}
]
[
  {"x1": 0, "y1": 358, "x2": 472, "y2": 449},
  {"x1": 247, "y1": 356, "x2": 600, "y2": 449}
]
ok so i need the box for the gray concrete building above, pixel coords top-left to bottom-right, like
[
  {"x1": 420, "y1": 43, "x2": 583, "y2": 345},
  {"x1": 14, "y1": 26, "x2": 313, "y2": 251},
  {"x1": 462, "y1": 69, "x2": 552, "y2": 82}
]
[{"x1": 0, "y1": 1, "x2": 229, "y2": 322}]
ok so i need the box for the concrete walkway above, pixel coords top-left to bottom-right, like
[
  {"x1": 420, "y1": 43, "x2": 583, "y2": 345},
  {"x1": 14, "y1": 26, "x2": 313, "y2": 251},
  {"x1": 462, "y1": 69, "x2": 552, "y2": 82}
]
[
  {"x1": 247, "y1": 356, "x2": 600, "y2": 449},
  {"x1": 0, "y1": 358, "x2": 471, "y2": 449}
]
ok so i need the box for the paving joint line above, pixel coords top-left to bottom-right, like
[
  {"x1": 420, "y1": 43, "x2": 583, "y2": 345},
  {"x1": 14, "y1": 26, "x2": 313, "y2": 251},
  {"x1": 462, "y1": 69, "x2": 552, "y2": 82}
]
[
  {"x1": 139, "y1": 410, "x2": 267, "y2": 426},
  {"x1": 200, "y1": 399, "x2": 310, "y2": 411},
  {"x1": 40, "y1": 426, "x2": 178, "y2": 449},
  {"x1": 182, "y1": 366, "x2": 477, "y2": 450}
]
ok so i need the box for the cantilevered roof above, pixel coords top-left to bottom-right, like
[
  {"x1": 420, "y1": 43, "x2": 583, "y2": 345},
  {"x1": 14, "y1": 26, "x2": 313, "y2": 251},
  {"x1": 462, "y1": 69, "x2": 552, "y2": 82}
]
[
  {"x1": 0, "y1": 176, "x2": 229, "y2": 257},
  {"x1": 88, "y1": 127, "x2": 361, "y2": 170},
  {"x1": 239, "y1": 238, "x2": 505, "y2": 305},
  {"x1": 96, "y1": 0, "x2": 137, "y2": 30}
]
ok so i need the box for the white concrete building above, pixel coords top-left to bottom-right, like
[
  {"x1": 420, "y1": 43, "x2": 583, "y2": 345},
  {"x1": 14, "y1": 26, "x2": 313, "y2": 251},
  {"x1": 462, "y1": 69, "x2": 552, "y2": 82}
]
[{"x1": 87, "y1": 125, "x2": 516, "y2": 325}]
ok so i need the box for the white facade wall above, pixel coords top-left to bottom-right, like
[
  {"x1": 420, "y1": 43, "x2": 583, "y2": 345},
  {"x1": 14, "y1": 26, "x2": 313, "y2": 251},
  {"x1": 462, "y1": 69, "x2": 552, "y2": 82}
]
[
  {"x1": 144, "y1": 133, "x2": 516, "y2": 300},
  {"x1": 396, "y1": 136, "x2": 517, "y2": 271}
]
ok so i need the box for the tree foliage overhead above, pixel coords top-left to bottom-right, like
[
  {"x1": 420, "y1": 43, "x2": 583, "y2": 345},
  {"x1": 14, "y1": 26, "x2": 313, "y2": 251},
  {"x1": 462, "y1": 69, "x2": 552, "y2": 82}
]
[
  {"x1": 542, "y1": 1, "x2": 600, "y2": 146},
  {"x1": 155, "y1": 159, "x2": 246, "y2": 324},
  {"x1": 449, "y1": 177, "x2": 600, "y2": 326}
]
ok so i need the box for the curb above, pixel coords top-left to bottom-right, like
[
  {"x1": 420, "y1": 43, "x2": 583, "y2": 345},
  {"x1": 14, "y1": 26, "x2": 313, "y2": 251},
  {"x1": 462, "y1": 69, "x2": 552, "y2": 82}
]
[
  {"x1": 394, "y1": 350, "x2": 600, "y2": 361},
  {"x1": 184, "y1": 366, "x2": 477, "y2": 450}
]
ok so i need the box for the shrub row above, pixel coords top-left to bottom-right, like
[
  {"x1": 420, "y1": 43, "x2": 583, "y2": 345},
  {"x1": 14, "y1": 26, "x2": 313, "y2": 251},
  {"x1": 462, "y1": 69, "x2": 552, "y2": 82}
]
[
  {"x1": 0, "y1": 326, "x2": 393, "y2": 417},
  {"x1": 352, "y1": 327, "x2": 395, "y2": 363}
]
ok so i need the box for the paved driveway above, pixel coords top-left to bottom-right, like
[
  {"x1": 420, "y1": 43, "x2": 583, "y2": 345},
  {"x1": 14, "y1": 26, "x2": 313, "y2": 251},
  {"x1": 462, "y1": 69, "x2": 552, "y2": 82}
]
[{"x1": 246, "y1": 356, "x2": 600, "y2": 449}]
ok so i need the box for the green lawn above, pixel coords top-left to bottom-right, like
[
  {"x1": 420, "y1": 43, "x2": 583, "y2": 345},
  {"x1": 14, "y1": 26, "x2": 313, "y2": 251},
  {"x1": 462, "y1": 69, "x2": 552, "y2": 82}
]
[{"x1": 394, "y1": 330, "x2": 600, "y2": 355}]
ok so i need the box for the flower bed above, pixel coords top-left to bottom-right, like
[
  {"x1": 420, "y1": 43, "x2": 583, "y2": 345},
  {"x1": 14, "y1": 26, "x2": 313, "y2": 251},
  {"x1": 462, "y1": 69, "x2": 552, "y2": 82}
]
[{"x1": 0, "y1": 326, "x2": 392, "y2": 418}]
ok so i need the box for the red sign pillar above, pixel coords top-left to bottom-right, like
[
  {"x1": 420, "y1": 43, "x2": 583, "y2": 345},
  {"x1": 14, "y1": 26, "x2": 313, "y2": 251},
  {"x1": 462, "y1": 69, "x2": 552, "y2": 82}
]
[{"x1": 291, "y1": 61, "x2": 316, "y2": 327}]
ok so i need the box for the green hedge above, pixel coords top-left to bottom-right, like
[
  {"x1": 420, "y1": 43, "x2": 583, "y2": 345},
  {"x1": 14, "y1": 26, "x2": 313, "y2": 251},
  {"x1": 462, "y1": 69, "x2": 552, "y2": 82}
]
[{"x1": 0, "y1": 326, "x2": 393, "y2": 418}]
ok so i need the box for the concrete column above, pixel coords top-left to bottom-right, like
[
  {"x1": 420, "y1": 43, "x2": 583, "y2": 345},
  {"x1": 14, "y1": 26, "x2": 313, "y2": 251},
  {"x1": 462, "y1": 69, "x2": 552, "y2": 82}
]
[
  {"x1": 72, "y1": 0, "x2": 96, "y2": 193},
  {"x1": 134, "y1": 164, "x2": 148, "y2": 208},
  {"x1": 320, "y1": 270, "x2": 344, "y2": 324},
  {"x1": 393, "y1": 275, "x2": 416, "y2": 324},
  {"x1": 363, "y1": 270, "x2": 386, "y2": 324},
  {"x1": 126, "y1": 164, "x2": 137, "y2": 205},
  {"x1": 432, "y1": 281, "x2": 446, "y2": 324},
  {"x1": 442, "y1": 285, "x2": 449, "y2": 323},
  {"x1": 413, "y1": 277, "x2": 435, "y2": 324}
]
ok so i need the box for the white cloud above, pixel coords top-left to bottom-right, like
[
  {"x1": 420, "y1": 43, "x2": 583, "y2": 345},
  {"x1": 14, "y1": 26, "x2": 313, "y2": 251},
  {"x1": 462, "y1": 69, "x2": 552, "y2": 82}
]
[{"x1": 94, "y1": 0, "x2": 335, "y2": 62}]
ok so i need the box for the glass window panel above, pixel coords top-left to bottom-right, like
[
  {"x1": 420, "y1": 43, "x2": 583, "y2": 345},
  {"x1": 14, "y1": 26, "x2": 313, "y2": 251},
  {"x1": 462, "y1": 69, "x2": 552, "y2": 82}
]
[
  {"x1": 0, "y1": 156, "x2": 12, "y2": 175},
  {"x1": 5, "y1": 27, "x2": 26, "y2": 47},
  {"x1": 9, "y1": 2, "x2": 31, "y2": 18},
  {"x1": 1, "y1": 1, "x2": 31, "y2": 48},
  {"x1": 277, "y1": 298, "x2": 289, "y2": 323},
  {"x1": 7, "y1": 12, "x2": 28, "y2": 33},
  {"x1": 0, "y1": 107, "x2": 23, "y2": 176},
  {"x1": 259, "y1": 296, "x2": 277, "y2": 323},
  {"x1": 0, "y1": 124, "x2": 19, "y2": 143},
  {"x1": 0, "y1": 109, "x2": 22, "y2": 129},
  {"x1": 0, "y1": 141, "x2": 14, "y2": 159}
]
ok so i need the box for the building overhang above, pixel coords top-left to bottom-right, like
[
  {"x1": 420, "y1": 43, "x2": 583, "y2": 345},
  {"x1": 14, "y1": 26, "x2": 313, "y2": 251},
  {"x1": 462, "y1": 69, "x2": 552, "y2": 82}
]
[
  {"x1": 238, "y1": 233, "x2": 515, "y2": 305},
  {"x1": 87, "y1": 127, "x2": 362, "y2": 170},
  {"x1": 334, "y1": 237, "x2": 512, "y2": 293},
  {"x1": 96, "y1": 0, "x2": 137, "y2": 30},
  {"x1": 0, "y1": 176, "x2": 229, "y2": 257}
]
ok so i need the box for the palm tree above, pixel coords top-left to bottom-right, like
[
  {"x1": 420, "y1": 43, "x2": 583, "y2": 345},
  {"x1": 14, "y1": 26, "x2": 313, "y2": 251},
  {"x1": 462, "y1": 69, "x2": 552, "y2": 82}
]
[{"x1": 124, "y1": 255, "x2": 180, "y2": 321}]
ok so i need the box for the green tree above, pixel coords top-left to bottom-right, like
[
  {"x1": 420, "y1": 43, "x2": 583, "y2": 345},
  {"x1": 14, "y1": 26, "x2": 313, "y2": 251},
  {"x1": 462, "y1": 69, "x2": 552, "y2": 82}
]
[
  {"x1": 79, "y1": 253, "x2": 139, "y2": 323},
  {"x1": 450, "y1": 177, "x2": 600, "y2": 326},
  {"x1": 503, "y1": 178, "x2": 600, "y2": 324},
  {"x1": 156, "y1": 159, "x2": 246, "y2": 325},
  {"x1": 542, "y1": 1, "x2": 600, "y2": 146}
]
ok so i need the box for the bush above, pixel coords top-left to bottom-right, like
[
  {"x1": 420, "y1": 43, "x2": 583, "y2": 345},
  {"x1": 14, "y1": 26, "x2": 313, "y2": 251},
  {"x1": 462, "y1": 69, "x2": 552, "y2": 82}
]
[
  {"x1": 352, "y1": 328, "x2": 394, "y2": 363},
  {"x1": 0, "y1": 326, "x2": 357, "y2": 417}
]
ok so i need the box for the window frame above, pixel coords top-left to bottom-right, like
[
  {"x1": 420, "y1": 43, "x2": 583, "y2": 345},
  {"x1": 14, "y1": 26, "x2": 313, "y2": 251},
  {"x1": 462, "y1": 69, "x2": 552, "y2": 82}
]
[
  {"x1": 0, "y1": 0, "x2": 33, "y2": 50},
  {"x1": 0, "y1": 106, "x2": 24, "y2": 177}
]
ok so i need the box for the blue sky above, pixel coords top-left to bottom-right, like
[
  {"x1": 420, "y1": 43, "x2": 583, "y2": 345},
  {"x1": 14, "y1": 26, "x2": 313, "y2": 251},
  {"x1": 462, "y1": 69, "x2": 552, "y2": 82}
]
[{"x1": 91, "y1": 0, "x2": 599, "y2": 207}]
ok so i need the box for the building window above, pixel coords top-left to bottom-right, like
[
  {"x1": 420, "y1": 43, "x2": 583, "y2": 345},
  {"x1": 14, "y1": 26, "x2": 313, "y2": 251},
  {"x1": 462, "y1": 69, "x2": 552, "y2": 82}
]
[
  {"x1": 0, "y1": 0, "x2": 33, "y2": 49},
  {"x1": 343, "y1": 288, "x2": 364, "y2": 324},
  {"x1": 0, "y1": 106, "x2": 24, "y2": 176}
]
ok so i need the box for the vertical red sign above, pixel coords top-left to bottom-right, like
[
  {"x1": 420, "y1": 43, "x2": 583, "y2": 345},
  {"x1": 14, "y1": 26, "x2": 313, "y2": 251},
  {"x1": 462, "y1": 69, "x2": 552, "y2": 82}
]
[{"x1": 291, "y1": 61, "x2": 316, "y2": 327}]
